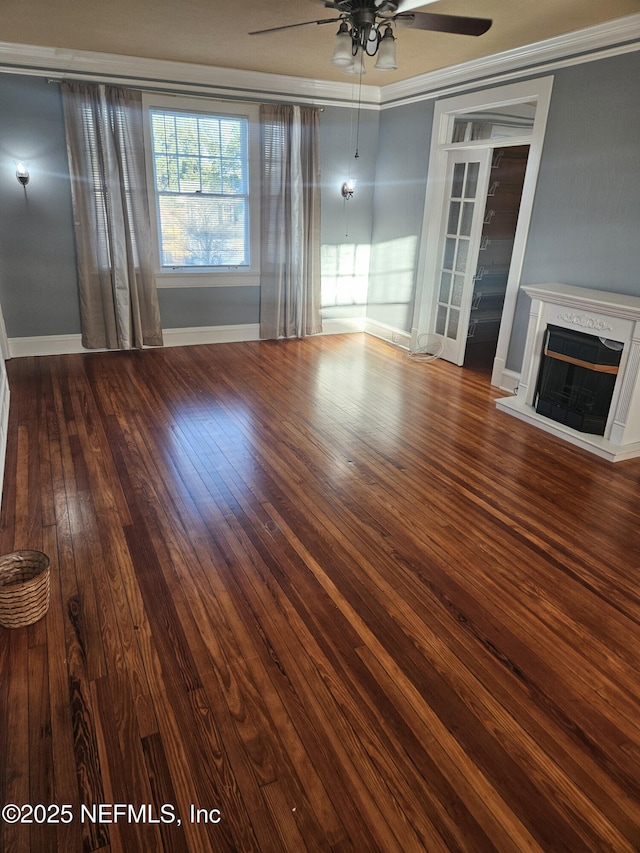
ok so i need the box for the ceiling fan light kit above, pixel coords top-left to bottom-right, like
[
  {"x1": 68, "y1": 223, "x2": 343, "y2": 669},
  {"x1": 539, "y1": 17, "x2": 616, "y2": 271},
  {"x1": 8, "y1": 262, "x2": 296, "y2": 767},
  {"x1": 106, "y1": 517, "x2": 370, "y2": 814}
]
[
  {"x1": 249, "y1": 1, "x2": 491, "y2": 75},
  {"x1": 331, "y1": 16, "x2": 397, "y2": 73}
]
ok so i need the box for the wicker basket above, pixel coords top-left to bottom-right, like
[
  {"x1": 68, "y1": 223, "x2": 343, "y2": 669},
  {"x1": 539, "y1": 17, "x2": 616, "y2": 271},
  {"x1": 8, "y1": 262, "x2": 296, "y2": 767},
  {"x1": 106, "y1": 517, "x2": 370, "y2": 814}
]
[{"x1": 0, "y1": 551, "x2": 51, "y2": 628}]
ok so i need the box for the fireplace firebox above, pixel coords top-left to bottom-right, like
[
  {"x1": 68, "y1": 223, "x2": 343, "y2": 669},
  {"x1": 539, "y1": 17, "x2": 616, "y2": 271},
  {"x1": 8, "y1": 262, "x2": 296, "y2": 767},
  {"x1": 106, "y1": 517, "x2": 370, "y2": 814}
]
[{"x1": 534, "y1": 325, "x2": 623, "y2": 435}]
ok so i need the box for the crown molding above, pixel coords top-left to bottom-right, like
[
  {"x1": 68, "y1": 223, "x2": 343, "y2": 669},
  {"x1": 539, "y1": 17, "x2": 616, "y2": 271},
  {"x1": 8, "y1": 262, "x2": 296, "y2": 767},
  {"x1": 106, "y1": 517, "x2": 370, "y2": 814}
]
[
  {"x1": 0, "y1": 41, "x2": 381, "y2": 108},
  {"x1": 0, "y1": 12, "x2": 638, "y2": 111},
  {"x1": 380, "y1": 12, "x2": 640, "y2": 107}
]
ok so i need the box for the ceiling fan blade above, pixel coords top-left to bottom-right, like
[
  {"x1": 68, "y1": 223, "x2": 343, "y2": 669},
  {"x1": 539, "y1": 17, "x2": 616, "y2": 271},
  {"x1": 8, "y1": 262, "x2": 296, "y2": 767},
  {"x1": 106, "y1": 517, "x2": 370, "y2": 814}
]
[
  {"x1": 319, "y1": 0, "x2": 439, "y2": 14},
  {"x1": 394, "y1": 0, "x2": 439, "y2": 10},
  {"x1": 396, "y1": 11, "x2": 492, "y2": 37},
  {"x1": 321, "y1": 0, "x2": 440, "y2": 9},
  {"x1": 249, "y1": 17, "x2": 340, "y2": 36}
]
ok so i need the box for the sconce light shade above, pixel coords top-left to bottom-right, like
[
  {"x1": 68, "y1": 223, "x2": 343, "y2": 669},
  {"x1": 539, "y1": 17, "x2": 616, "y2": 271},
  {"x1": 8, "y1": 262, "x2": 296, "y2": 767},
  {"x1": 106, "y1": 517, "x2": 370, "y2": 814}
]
[
  {"x1": 341, "y1": 178, "x2": 356, "y2": 200},
  {"x1": 374, "y1": 26, "x2": 397, "y2": 70},
  {"x1": 332, "y1": 22, "x2": 354, "y2": 67},
  {"x1": 15, "y1": 162, "x2": 30, "y2": 186}
]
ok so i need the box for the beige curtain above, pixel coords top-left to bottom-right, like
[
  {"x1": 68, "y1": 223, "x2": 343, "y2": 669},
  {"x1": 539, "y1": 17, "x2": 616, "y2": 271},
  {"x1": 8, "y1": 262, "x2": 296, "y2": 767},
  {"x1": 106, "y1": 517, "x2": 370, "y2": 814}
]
[
  {"x1": 260, "y1": 104, "x2": 322, "y2": 339},
  {"x1": 61, "y1": 82, "x2": 163, "y2": 350}
]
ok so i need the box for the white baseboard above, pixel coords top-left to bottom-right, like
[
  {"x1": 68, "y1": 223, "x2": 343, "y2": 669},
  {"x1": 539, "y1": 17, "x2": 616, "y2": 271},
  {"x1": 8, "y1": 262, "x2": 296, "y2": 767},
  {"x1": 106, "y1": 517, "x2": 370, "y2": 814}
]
[
  {"x1": 497, "y1": 368, "x2": 521, "y2": 394},
  {"x1": 7, "y1": 321, "x2": 366, "y2": 358},
  {"x1": 320, "y1": 317, "x2": 366, "y2": 335},
  {"x1": 8, "y1": 333, "x2": 89, "y2": 358},
  {"x1": 161, "y1": 324, "x2": 260, "y2": 347},
  {"x1": 364, "y1": 318, "x2": 411, "y2": 349},
  {"x1": 8, "y1": 325, "x2": 261, "y2": 357}
]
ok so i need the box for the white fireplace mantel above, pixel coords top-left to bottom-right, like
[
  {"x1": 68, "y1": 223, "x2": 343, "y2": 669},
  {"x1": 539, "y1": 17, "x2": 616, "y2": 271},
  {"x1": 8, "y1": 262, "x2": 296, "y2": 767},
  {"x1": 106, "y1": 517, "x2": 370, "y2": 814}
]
[{"x1": 496, "y1": 283, "x2": 640, "y2": 461}]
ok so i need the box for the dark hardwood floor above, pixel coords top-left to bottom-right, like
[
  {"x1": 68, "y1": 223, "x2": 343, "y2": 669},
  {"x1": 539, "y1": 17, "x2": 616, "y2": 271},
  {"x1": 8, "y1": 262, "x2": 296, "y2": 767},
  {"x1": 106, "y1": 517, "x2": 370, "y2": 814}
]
[{"x1": 1, "y1": 333, "x2": 640, "y2": 852}]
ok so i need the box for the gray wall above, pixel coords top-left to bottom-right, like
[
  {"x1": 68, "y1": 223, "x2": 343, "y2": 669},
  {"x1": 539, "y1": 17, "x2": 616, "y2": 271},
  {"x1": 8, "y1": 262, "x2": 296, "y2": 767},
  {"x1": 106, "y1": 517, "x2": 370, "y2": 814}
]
[
  {"x1": 508, "y1": 51, "x2": 640, "y2": 369},
  {"x1": 158, "y1": 286, "x2": 260, "y2": 328},
  {"x1": 368, "y1": 100, "x2": 434, "y2": 331},
  {"x1": 319, "y1": 104, "x2": 379, "y2": 322},
  {"x1": 0, "y1": 76, "x2": 377, "y2": 337},
  {"x1": 369, "y1": 52, "x2": 640, "y2": 368},
  {"x1": 0, "y1": 75, "x2": 80, "y2": 337},
  {"x1": 1, "y1": 47, "x2": 640, "y2": 373}
]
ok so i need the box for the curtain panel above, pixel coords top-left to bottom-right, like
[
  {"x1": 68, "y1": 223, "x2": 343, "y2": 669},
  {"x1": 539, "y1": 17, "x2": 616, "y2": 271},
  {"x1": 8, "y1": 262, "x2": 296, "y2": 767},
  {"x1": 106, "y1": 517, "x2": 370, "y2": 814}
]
[
  {"x1": 260, "y1": 104, "x2": 322, "y2": 340},
  {"x1": 61, "y1": 82, "x2": 163, "y2": 350}
]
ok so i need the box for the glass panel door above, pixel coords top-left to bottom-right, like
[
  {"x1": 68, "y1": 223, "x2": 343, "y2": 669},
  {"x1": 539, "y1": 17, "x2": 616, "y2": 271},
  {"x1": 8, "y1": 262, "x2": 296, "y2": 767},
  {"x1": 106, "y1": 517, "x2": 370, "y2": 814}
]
[{"x1": 432, "y1": 150, "x2": 491, "y2": 365}]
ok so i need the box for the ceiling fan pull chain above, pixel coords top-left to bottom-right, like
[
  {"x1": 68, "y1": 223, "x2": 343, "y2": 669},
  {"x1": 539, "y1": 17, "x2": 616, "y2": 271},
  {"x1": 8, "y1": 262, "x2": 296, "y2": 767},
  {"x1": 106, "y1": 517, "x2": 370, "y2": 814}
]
[{"x1": 354, "y1": 70, "x2": 363, "y2": 160}]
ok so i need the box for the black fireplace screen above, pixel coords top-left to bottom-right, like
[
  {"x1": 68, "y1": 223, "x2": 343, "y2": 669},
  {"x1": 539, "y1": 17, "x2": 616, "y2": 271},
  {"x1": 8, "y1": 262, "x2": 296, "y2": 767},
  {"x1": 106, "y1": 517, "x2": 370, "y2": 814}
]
[{"x1": 534, "y1": 325, "x2": 623, "y2": 435}]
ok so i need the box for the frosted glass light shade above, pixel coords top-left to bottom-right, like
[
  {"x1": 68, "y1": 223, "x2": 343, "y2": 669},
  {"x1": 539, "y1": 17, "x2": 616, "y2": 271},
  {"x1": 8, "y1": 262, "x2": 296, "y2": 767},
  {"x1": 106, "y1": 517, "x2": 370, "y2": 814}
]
[
  {"x1": 332, "y1": 25, "x2": 354, "y2": 67},
  {"x1": 375, "y1": 28, "x2": 397, "y2": 70},
  {"x1": 344, "y1": 46, "x2": 366, "y2": 75}
]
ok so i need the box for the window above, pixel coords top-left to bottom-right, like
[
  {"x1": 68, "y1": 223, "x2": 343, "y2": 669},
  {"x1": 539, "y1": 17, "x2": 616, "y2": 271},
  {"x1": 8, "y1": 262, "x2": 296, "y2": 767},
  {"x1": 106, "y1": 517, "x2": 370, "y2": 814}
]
[
  {"x1": 450, "y1": 101, "x2": 537, "y2": 143},
  {"x1": 143, "y1": 95, "x2": 260, "y2": 286}
]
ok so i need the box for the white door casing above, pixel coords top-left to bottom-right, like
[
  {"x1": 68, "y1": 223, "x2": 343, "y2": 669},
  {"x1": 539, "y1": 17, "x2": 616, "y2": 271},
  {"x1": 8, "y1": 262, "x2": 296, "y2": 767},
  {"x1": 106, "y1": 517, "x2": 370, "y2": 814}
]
[{"x1": 411, "y1": 76, "x2": 554, "y2": 387}]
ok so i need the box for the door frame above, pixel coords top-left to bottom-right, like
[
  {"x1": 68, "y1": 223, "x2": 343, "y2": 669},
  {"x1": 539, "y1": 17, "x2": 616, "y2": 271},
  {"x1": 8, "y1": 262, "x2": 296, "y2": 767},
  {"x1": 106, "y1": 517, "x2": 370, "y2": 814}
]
[{"x1": 411, "y1": 77, "x2": 554, "y2": 388}]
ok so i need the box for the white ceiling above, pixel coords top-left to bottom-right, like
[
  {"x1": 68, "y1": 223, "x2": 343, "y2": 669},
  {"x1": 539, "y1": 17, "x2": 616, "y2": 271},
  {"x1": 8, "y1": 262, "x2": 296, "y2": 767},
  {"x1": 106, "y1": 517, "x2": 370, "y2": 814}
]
[{"x1": 2, "y1": 0, "x2": 639, "y2": 84}]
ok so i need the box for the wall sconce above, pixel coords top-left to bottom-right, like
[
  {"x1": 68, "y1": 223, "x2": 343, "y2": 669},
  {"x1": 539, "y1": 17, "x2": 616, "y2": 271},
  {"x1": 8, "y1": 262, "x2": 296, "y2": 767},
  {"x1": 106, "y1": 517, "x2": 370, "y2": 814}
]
[
  {"x1": 15, "y1": 161, "x2": 30, "y2": 187},
  {"x1": 341, "y1": 178, "x2": 356, "y2": 200}
]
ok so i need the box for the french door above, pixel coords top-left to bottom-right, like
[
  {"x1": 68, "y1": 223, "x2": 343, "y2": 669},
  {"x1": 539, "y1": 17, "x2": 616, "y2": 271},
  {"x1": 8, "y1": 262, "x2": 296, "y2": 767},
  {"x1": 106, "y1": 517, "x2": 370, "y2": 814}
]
[{"x1": 432, "y1": 149, "x2": 491, "y2": 365}]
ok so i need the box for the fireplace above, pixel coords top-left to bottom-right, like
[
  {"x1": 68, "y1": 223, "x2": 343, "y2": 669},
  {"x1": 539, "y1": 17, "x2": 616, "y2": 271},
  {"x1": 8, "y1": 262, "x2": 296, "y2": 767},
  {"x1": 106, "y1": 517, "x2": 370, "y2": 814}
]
[
  {"x1": 534, "y1": 325, "x2": 622, "y2": 435},
  {"x1": 496, "y1": 284, "x2": 640, "y2": 461}
]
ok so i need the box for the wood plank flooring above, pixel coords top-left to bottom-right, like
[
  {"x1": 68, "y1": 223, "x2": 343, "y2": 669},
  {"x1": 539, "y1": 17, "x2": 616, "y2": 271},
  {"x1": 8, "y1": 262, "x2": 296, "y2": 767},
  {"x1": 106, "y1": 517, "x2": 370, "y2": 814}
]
[{"x1": 1, "y1": 333, "x2": 640, "y2": 852}]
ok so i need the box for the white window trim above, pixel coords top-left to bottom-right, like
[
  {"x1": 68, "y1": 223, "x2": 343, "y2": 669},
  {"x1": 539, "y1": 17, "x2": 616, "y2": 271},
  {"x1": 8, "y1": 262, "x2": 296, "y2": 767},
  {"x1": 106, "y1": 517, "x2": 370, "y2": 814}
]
[{"x1": 142, "y1": 92, "x2": 261, "y2": 288}]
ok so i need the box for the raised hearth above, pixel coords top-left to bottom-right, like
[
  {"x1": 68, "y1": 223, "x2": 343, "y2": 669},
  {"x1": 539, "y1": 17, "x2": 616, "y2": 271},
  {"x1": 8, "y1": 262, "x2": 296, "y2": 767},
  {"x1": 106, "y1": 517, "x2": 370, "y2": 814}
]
[{"x1": 496, "y1": 283, "x2": 640, "y2": 461}]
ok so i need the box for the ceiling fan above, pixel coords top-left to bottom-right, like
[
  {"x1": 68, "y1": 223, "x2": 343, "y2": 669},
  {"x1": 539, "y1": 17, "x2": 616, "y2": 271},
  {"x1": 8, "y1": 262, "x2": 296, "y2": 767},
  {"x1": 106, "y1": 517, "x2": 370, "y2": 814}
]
[{"x1": 249, "y1": 1, "x2": 492, "y2": 73}]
